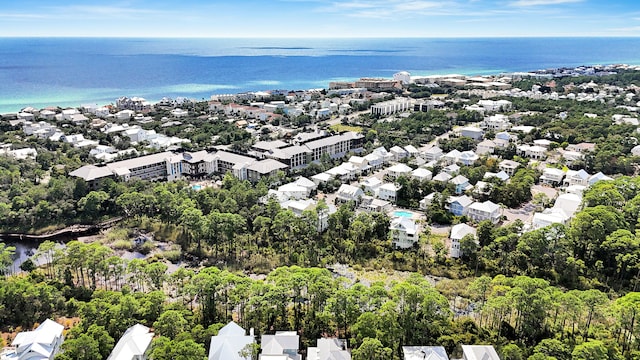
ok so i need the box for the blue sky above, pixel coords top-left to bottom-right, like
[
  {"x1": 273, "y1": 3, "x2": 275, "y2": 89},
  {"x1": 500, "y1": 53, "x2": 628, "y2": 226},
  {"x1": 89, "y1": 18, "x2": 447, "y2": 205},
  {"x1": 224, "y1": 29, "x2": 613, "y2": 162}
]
[{"x1": 0, "y1": 0, "x2": 639, "y2": 37}]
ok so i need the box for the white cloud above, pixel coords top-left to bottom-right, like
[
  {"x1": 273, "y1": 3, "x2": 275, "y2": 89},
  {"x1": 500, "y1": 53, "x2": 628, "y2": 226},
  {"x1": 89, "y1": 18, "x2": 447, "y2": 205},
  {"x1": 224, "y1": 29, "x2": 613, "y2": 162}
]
[
  {"x1": 321, "y1": 0, "x2": 450, "y2": 18},
  {"x1": 0, "y1": 13, "x2": 49, "y2": 20},
  {"x1": 509, "y1": 0, "x2": 583, "y2": 7}
]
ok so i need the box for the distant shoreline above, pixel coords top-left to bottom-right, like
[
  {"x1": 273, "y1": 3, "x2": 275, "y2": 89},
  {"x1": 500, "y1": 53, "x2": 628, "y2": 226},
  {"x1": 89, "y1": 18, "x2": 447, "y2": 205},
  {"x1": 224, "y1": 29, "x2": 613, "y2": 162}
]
[{"x1": 1, "y1": 37, "x2": 639, "y2": 113}]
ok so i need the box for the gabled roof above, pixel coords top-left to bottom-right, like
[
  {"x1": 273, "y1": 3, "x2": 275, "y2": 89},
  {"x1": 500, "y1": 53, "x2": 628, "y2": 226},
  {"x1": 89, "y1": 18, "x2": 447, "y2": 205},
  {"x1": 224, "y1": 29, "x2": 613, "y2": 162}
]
[
  {"x1": 412, "y1": 168, "x2": 432, "y2": 178},
  {"x1": 451, "y1": 175, "x2": 469, "y2": 185},
  {"x1": 449, "y1": 195, "x2": 474, "y2": 208},
  {"x1": 337, "y1": 184, "x2": 363, "y2": 197},
  {"x1": 69, "y1": 164, "x2": 115, "y2": 181},
  {"x1": 261, "y1": 332, "x2": 300, "y2": 357},
  {"x1": 295, "y1": 177, "x2": 317, "y2": 189},
  {"x1": 461, "y1": 345, "x2": 500, "y2": 360},
  {"x1": 108, "y1": 324, "x2": 153, "y2": 360},
  {"x1": 402, "y1": 346, "x2": 449, "y2": 360},
  {"x1": 390, "y1": 217, "x2": 417, "y2": 234},
  {"x1": 11, "y1": 319, "x2": 64, "y2": 359},
  {"x1": 433, "y1": 172, "x2": 453, "y2": 182},
  {"x1": 450, "y1": 223, "x2": 477, "y2": 240},
  {"x1": 388, "y1": 163, "x2": 413, "y2": 173},
  {"x1": 469, "y1": 200, "x2": 500, "y2": 213},
  {"x1": 209, "y1": 321, "x2": 255, "y2": 360},
  {"x1": 307, "y1": 338, "x2": 351, "y2": 360}
]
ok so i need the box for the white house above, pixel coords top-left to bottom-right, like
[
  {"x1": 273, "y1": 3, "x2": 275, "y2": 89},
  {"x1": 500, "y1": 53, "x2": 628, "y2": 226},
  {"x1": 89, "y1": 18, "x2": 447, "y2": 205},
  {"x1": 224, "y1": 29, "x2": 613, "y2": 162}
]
[
  {"x1": 336, "y1": 184, "x2": 364, "y2": 204},
  {"x1": 260, "y1": 331, "x2": 301, "y2": 360},
  {"x1": 480, "y1": 114, "x2": 511, "y2": 131},
  {"x1": 539, "y1": 168, "x2": 565, "y2": 186},
  {"x1": 390, "y1": 145, "x2": 409, "y2": 161},
  {"x1": 517, "y1": 144, "x2": 546, "y2": 160},
  {"x1": 360, "y1": 177, "x2": 383, "y2": 194},
  {"x1": 307, "y1": 339, "x2": 351, "y2": 360},
  {"x1": 467, "y1": 200, "x2": 501, "y2": 223},
  {"x1": 348, "y1": 156, "x2": 370, "y2": 174},
  {"x1": 588, "y1": 172, "x2": 613, "y2": 186},
  {"x1": 461, "y1": 345, "x2": 501, "y2": 360},
  {"x1": 459, "y1": 126, "x2": 484, "y2": 140},
  {"x1": 403, "y1": 346, "x2": 449, "y2": 360},
  {"x1": 476, "y1": 140, "x2": 496, "y2": 155},
  {"x1": 277, "y1": 183, "x2": 308, "y2": 200},
  {"x1": 377, "y1": 183, "x2": 400, "y2": 203},
  {"x1": 459, "y1": 151, "x2": 479, "y2": 166},
  {"x1": 442, "y1": 150, "x2": 462, "y2": 165},
  {"x1": 208, "y1": 321, "x2": 255, "y2": 360},
  {"x1": 389, "y1": 217, "x2": 419, "y2": 249},
  {"x1": 483, "y1": 171, "x2": 509, "y2": 182},
  {"x1": 364, "y1": 153, "x2": 384, "y2": 170},
  {"x1": 433, "y1": 172, "x2": 453, "y2": 183},
  {"x1": 170, "y1": 108, "x2": 189, "y2": 118},
  {"x1": 387, "y1": 163, "x2": 413, "y2": 178},
  {"x1": 423, "y1": 146, "x2": 443, "y2": 162},
  {"x1": 498, "y1": 160, "x2": 520, "y2": 177},
  {"x1": 532, "y1": 208, "x2": 570, "y2": 230},
  {"x1": 107, "y1": 324, "x2": 154, "y2": 360},
  {"x1": 419, "y1": 192, "x2": 438, "y2": 211},
  {"x1": 563, "y1": 169, "x2": 590, "y2": 187},
  {"x1": 404, "y1": 144, "x2": 419, "y2": 157},
  {"x1": 2, "y1": 319, "x2": 64, "y2": 360},
  {"x1": 412, "y1": 168, "x2": 432, "y2": 182},
  {"x1": 450, "y1": 223, "x2": 477, "y2": 258}
]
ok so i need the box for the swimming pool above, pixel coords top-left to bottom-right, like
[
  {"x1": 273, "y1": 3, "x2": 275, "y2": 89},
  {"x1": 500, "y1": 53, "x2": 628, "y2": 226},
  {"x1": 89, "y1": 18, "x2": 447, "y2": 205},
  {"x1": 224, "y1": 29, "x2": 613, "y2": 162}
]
[
  {"x1": 393, "y1": 210, "x2": 414, "y2": 218},
  {"x1": 191, "y1": 184, "x2": 202, "y2": 190}
]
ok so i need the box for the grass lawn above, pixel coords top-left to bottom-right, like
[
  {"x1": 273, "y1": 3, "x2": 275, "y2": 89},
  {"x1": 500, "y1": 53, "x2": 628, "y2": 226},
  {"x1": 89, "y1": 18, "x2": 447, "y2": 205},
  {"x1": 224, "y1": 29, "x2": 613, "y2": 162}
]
[{"x1": 330, "y1": 124, "x2": 363, "y2": 133}]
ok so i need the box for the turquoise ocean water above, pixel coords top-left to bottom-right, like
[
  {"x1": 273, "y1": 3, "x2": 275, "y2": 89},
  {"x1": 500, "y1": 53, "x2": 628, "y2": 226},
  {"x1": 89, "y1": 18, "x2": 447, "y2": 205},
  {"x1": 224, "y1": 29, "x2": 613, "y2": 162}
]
[{"x1": 1, "y1": 37, "x2": 640, "y2": 113}]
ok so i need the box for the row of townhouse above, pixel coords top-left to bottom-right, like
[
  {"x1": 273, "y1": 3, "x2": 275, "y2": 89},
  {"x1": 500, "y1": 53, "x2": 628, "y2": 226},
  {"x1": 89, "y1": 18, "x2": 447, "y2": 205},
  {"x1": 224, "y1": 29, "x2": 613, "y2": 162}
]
[{"x1": 69, "y1": 149, "x2": 289, "y2": 188}]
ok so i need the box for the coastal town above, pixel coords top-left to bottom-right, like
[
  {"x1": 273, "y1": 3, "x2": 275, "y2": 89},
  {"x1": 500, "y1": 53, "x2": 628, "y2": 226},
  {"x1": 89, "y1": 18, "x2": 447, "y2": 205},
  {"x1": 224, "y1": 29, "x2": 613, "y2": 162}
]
[{"x1": 3, "y1": 63, "x2": 640, "y2": 360}]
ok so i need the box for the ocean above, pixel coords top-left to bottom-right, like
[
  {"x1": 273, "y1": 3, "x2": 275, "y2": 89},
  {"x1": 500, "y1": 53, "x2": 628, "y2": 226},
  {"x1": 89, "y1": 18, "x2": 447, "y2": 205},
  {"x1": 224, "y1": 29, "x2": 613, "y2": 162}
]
[{"x1": 1, "y1": 37, "x2": 640, "y2": 113}]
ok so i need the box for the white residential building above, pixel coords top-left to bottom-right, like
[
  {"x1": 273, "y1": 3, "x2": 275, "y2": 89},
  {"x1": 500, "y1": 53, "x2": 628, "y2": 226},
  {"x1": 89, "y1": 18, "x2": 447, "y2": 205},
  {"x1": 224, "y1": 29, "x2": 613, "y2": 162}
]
[
  {"x1": 389, "y1": 145, "x2": 409, "y2": 161},
  {"x1": 461, "y1": 345, "x2": 501, "y2": 360},
  {"x1": 387, "y1": 163, "x2": 413, "y2": 178},
  {"x1": 467, "y1": 201, "x2": 501, "y2": 223},
  {"x1": 412, "y1": 168, "x2": 432, "y2": 182},
  {"x1": 423, "y1": 146, "x2": 444, "y2": 162},
  {"x1": 260, "y1": 332, "x2": 301, "y2": 360},
  {"x1": 1, "y1": 319, "x2": 64, "y2": 360},
  {"x1": 458, "y1": 151, "x2": 479, "y2": 166},
  {"x1": 307, "y1": 339, "x2": 351, "y2": 360},
  {"x1": 476, "y1": 140, "x2": 496, "y2": 155},
  {"x1": 389, "y1": 217, "x2": 419, "y2": 249},
  {"x1": 370, "y1": 97, "x2": 413, "y2": 116},
  {"x1": 498, "y1": 159, "x2": 520, "y2": 177},
  {"x1": 336, "y1": 184, "x2": 364, "y2": 204},
  {"x1": 480, "y1": 114, "x2": 511, "y2": 131},
  {"x1": 107, "y1": 324, "x2": 153, "y2": 360},
  {"x1": 377, "y1": 183, "x2": 400, "y2": 203},
  {"x1": 563, "y1": 169, "x2": 590, "y2": 187},
  {"x1": 208, "y1": 321, "x2": 255, "y2": 360},
  {"x1": 517, "y1": 144, "x2": 546, "y2": 160},
  {"x1": 459, "y1": 127, "x2": 484, "y2": 140},
  {"x1": 450, "y1": 223, "x2": 476, "y2": 258},
  {"x1": 539, "y1": 168, "x2": 565, "y2": 186}
]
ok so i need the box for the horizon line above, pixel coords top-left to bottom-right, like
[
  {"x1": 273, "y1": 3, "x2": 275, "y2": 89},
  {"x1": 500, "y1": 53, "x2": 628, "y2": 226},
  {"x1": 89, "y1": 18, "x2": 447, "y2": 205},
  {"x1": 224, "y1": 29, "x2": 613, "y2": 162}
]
[{"x1": 2, "y1": 35, "x2": 640, "y2": 39}]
